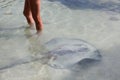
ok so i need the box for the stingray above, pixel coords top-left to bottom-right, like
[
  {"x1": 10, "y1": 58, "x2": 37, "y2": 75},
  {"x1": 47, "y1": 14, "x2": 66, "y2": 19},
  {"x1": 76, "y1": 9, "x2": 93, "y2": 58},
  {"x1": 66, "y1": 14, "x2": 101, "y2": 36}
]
[
  {"x1": 0, "y1": 38, "x2": 101, "y2": 71},
  {"x1": 45, "y1": 38, "x2": 102, "y2": 69}
]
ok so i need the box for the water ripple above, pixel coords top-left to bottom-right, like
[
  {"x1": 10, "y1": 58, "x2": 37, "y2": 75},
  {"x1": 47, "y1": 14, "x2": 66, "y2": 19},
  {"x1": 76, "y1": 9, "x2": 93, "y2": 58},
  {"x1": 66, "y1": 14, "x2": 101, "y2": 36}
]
[{"x1": 0, "y1": 0, "x2": 16, "y2": 8}]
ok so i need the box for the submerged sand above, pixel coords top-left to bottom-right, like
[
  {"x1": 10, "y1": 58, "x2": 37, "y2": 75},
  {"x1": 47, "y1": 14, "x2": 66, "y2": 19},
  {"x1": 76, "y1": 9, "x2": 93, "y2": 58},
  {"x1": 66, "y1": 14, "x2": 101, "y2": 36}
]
[{"x1": 0, "y1": 0, "x2": 120, "y2": 80}]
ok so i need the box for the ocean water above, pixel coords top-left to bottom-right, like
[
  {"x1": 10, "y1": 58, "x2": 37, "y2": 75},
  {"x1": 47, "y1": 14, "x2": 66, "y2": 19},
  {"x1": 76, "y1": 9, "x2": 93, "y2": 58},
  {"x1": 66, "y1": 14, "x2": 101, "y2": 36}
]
[{"x1": 0, "y1": 0, "x2": 120, "y2": 80}]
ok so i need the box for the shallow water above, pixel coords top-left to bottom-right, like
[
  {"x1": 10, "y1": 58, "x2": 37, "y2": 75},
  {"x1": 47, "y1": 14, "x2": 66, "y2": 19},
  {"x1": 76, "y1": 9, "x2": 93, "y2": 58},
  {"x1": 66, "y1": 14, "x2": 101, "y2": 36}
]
[{"x1": 0, "y1": 0, "x2": 120, "y2": 80}]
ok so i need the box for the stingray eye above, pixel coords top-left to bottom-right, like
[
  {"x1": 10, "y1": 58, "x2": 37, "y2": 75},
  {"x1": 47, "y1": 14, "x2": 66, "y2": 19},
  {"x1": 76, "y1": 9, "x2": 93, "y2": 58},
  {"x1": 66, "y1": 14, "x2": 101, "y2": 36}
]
[
  {"x1": 53, "y1": 64, "x2": 57, "y2": 67},
  {"x1": 53, "y1": 64, "x2": 62, "y2": 69},
  {"x1": 53, "y1": 56, "x2": 57, "y2": 60}
]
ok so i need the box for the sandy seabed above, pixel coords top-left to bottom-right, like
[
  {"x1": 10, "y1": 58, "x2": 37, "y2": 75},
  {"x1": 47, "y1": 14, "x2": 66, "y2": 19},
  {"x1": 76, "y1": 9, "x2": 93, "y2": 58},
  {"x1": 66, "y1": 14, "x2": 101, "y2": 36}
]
[{"x1": 0, "y1": 0, "x2": 120, "y2": 80}]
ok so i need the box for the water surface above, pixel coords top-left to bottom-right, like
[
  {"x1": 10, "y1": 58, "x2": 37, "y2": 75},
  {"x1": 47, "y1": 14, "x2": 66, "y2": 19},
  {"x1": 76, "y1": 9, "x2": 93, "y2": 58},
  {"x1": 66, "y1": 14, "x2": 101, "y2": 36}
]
[{"x1": 0, "y1": 0, "x2": 120, "y2": 80}]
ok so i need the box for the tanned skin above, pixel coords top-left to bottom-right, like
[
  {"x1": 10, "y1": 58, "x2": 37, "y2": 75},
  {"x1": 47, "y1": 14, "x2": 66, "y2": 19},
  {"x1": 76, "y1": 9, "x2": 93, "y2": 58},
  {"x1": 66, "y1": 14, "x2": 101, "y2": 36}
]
[{"x1": 23, "y1": 0, "x2": 43, "y2": 34}]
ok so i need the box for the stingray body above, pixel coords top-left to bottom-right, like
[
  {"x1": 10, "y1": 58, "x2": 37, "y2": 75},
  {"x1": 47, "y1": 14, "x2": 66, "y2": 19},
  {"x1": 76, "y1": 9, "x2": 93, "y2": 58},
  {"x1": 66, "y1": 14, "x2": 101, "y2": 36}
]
[{"x1": 45, "y1": 38, "x2": 101, "y2": 69}]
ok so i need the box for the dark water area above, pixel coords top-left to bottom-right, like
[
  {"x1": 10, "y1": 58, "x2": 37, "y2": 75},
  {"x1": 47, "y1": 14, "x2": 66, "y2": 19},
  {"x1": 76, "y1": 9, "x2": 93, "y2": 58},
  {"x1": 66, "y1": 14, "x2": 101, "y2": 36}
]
[{"x1": 48, "y1": 0, "x2": 120, "y2": 13}]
